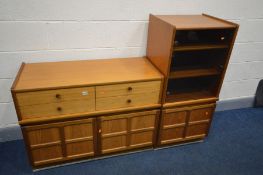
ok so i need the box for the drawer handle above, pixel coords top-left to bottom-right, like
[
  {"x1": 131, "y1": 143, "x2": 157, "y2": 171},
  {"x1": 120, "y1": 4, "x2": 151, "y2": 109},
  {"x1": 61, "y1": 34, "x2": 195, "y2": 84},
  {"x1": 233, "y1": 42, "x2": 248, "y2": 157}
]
[
  {"x1": 205, "y1": 112, "x2": 209, "y2": 115},
  {"x1": 127, "y1": 99, "x2": 132, "y2": 103},
  {"x1": 55, "y1": 94, "x2": 61, "y2": 99},
  {"x1": 128, "y1": 87, "x2": 133, "y2": 91},
  {"x1": 220, "y1": 36, "x2": 225, "y2": 40},
  {"x1": 57, "y1": 107, "x2": 62, "y2": 111}
]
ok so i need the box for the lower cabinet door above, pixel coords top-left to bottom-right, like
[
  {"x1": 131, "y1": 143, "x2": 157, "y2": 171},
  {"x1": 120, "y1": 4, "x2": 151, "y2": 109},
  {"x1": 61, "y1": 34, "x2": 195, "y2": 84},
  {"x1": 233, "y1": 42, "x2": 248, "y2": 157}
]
[
  {"x1": 63, "y1": 119, "x2": 95, "y2": 159},
  {"x1": 159, "y1": 108, "x2": 187, "y2": 144},
  {"x1": 159, "y1": 103, "x2": 215, "y2": 145},
  {"x1": 23, "y1": 118, "x2": 96, "y2": 167},
  {"x1": 99, "y1": 110, "x2": 159, "y2": 154}
]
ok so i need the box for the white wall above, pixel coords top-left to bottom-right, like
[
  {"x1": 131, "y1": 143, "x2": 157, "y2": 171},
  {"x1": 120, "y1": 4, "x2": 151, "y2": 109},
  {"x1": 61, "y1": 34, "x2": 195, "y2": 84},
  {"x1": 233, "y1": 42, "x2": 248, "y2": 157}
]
[{"x1": 0, "y1": 0, "x2": 263, "y2": 128}]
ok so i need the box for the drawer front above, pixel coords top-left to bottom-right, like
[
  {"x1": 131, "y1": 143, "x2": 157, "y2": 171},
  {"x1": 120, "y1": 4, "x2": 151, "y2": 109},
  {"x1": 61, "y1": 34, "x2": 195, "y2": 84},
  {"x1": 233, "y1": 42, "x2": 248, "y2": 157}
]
[
  {"x1": 96, "y1": 81, "x2": 161, "y2": 98},
  {"x1": 16, "y1": 87, "x2": 95, "y2": 106},
  {"x1": 100, "y1": 110, "x2": 158, "y2": 154},
  {"x1": 96, "y1": 92, "x2": 159, "y2": 111},
  {"x1": 20, "y1": 99, "x2": 95, "y2": 119}
]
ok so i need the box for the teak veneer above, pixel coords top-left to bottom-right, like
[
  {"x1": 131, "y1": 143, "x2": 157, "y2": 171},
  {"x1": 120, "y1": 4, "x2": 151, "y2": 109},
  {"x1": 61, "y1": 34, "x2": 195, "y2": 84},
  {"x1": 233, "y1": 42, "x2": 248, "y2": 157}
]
[
  {"x1": 11, "y1": 14, "x2": 239, "y2": 169},
  {"x1": 146, "y1": 14, "x2": 238, "y2": 146},
  {"x1": 12, "y1": 57, "x2": 163, "y2": 168}
]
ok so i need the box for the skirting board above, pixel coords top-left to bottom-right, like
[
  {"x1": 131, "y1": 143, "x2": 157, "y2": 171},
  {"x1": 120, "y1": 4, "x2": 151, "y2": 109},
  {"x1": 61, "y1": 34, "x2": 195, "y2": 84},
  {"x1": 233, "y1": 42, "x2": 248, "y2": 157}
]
[
  {"x1": 215, "y1": 96, "x2": 255, "y2": 111},
  {"x1": 0, "y1": 96, "x2": 255, "y2": 142}
]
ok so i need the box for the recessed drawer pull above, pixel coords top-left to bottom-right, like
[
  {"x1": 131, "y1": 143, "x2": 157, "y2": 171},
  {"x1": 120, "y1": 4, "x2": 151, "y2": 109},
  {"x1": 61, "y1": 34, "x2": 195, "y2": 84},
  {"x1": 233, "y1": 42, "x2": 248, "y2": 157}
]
[
  {"x1": 127, "y1": 99, "x2": 132, "y2": 103},
  {"x1": 55, "y1": 94, "x2": 61, "y2": 99},
  {"x1": 57, "y1": 107, "x2": 62, "y2": 111},
  {"x1": 128, "y1": 87, "x2": 133, "y2": 91}
]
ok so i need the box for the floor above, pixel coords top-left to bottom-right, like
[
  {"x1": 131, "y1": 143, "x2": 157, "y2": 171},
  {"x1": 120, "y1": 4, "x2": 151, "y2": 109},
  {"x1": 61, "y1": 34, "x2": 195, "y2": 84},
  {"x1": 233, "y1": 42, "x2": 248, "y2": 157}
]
[{"x1": 1, "y1": 107, "x2": 263, "y2": 175}]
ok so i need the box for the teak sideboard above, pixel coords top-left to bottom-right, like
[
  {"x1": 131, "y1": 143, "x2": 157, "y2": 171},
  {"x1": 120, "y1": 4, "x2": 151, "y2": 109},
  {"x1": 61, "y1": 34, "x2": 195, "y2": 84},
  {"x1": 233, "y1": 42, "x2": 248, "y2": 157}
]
[
  {"x1": 11, "y1": 14, "x2": 238, "y2": 169},
  {"x1": 11, "y1": 57, "x2": 163, "y2": 168}
]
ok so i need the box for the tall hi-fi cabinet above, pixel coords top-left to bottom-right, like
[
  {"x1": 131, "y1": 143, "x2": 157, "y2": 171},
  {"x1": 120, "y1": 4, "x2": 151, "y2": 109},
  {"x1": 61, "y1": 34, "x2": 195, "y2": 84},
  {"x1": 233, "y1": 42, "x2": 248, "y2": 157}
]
[{"x1": 146, "y1": 14, "x2": 238, "y2": 146}]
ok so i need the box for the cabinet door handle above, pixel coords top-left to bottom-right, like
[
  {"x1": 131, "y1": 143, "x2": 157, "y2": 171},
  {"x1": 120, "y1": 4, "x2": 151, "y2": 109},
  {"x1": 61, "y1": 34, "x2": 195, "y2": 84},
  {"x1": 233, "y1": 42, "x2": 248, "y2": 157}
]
[
  {"x1": 98, "y1": 129, "x2": 102, "y2": 133},
  {"x1": 205, "y1": 112, "x2": 209, "y2": 115}
]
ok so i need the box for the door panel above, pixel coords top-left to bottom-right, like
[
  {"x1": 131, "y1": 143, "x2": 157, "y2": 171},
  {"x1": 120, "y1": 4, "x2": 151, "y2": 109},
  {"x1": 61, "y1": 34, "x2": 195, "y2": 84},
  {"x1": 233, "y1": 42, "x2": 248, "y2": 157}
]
[
  {"x1": 24, "y1": 118, "x2": 96, "y2": 166},
  {"x1": 100, "y1": 110, "x2": 158, "y2": 154},
  {"x1": 186, "y1": 123, "x2": 209, "y2": 138},
  {"x1": 161, "y1": 127, "x2": 185, "y2": 144},
  {"x1": 66, "y1": 140, "x2": 94, "y2": 158},
  {"x1": 159, "y1": 104, "x2": 215, "y2": 145},
  {"x1": 130, "y1": 131, "x2": 153, "y2": 148},
  {"x1": 31, "y1": 145, "x2": 63, "y2": 166}
]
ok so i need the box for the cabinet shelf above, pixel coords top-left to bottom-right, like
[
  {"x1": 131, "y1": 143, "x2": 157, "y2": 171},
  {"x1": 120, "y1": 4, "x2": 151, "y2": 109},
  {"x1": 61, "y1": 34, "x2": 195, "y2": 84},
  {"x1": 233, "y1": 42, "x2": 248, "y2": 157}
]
[
  {"x1": 169, "y1": 67, "x2": 220, "y2": 79},
  {"x1": 166, "y1": 90, "x2": 215, "y2": 103},
  {"x1": 174, "y1": 44, "x2": 228, "y2": 52}
]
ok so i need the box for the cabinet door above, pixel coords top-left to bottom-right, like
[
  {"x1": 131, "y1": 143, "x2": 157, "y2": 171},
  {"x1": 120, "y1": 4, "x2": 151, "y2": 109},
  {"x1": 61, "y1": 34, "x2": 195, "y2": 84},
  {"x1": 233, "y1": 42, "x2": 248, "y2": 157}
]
[
  {"x1": 23, "y1": 118, "x2": 96, "y2": 167},
  {"x1": 159, "y1": 104, "x2": 215, "y2": 145},
  {"x1": 99, "y1": 110, "x2": 158, "y2": 154},
  {"x1": 159, "y1": 108, "x2": 187, "y2": 144},
  {"x1": 24, "y1": 125, "x2": 63, "y2": 166}
]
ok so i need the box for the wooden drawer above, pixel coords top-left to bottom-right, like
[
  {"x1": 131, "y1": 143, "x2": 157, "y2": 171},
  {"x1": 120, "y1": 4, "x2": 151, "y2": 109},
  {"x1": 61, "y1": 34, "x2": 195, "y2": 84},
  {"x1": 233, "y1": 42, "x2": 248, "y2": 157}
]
[
  {"x1": 100, "y1": 110, "x2": 158, "y2": 154},
  {"x1": 96, "y1": 92, "x2": 160, "y2": 111},
  {"x1": 20, "y1": 99, "x2": 95, "y2": 119},
  {"x1": 96, "y1": 81, "x2": 161, "y2": 98},
  {"x1": 16, "y1": 87, "x2": 95, "y2": 106}
]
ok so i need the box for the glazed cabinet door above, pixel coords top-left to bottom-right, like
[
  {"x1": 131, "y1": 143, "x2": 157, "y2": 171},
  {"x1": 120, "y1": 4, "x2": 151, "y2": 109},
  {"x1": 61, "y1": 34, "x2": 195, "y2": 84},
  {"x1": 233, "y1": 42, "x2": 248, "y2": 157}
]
[
  {"x1": 99, "y1": 110, "x2": 159, "y2": 154},
  {"x1": 23, "y1": 118, "x2": 96, "y2": 167}
]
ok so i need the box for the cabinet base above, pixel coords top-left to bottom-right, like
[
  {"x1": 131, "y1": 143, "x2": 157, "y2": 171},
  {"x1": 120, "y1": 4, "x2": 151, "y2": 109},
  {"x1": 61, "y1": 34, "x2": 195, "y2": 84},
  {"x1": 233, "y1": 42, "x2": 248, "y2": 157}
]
[
  {"x1": 33, "y1": 138, "x2": 204, "y2": 171},
  {"x1": 155, "y1": 138, "x2": 204, "y2": 150},
  {"x1": 32, "y1": 147, "x2": 153, "y2": 172}
]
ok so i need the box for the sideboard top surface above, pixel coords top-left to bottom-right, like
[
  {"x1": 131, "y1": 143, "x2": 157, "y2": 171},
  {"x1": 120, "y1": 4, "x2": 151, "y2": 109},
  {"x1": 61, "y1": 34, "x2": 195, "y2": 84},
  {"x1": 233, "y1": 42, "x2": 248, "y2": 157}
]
[
  {"x1": 13, "y1": 57, "x2": 163, "y2": 92},
  {"x1": 154, "y1": 14, "x2": 237, "y2": 29}
]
